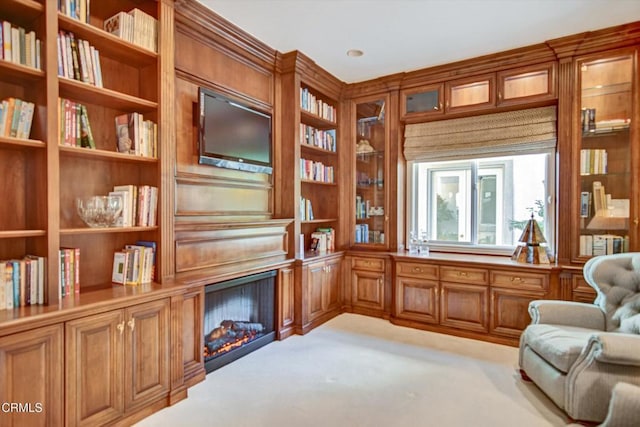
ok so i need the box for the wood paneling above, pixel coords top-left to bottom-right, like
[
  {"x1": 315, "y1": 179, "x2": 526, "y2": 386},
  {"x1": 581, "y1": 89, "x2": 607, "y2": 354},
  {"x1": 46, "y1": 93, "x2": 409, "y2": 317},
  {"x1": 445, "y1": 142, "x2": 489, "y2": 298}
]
[
  {"x1": 490, "y1": 288, "x2": 544, "y2": 338},
  {"x1": 395, "y1": 277, "x2": 439, "y2": 324},
  {"x1": 440, "y1": 282, "x2": 489, "y2": 333}
]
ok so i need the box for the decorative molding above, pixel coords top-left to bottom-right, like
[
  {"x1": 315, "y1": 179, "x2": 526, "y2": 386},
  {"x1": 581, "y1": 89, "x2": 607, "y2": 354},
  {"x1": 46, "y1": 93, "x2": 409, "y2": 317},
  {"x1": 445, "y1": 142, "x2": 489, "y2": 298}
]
[
  {"x1": 548, "y1": 21, "x2": 640, "y2": 59},
  {"x1": 278, "y1": 51, "x2": 344, "y2": 100}
]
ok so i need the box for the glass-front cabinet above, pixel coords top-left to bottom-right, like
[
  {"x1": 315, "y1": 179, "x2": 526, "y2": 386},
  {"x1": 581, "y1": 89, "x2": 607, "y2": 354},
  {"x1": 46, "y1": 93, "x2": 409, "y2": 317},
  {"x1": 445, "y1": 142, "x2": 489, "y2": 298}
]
[
  {"x1": 574, "y1": 49, "x2": 637, "y2": 261},
  {"x1": 353, "y1": 97, "x2": 388, "y2": 248}
]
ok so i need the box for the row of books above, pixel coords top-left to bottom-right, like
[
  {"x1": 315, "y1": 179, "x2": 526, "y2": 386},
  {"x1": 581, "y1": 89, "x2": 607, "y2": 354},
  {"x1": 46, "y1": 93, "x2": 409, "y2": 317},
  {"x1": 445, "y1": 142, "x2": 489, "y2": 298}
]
[
  {"x1": 112, "y1": 241, "x2": 156, "y2": 285},
  {"x1": 300, "y1": 197, "x2": 314, "y2": 221},
  {"x1": 115, "y1": 112, "x2": 158, "y2": 158},
  {"x1": 300, "y1": 158, "x2": 335, "y2": 183},
  {"x1": 58, "y1": 0, "x2": 91, "y2": 23},
  {"x1": 580, "y1": 149, "x2": 607, "y2": 175},
  {"x1": 109, "y1": 184, "x2": 158, "y2": 227},
  {"x1": 0, "y1": 21, "x2": 42, "y2": 70},
  {"x1": 0, "y1": 255, "x2": 46, "y2": 310},
  {"x1": 354, "y1": 224, "x2": 385, "y2": 244},
  {"x1": 300, "y1": 124, "x2": 336, "y2": 152},
  {"x1": 0, "y1": 97, "x2": 35, "y2": 139},
  {"x1": 300, "y1": 87, "x2": 336, "y2": 122},
  {"x1": 310, "y1": 228, "x2": 335, "y2": 253},
  {"x1": 59, "y1": 247, "x2": 80, "y2": 298},
  {"x1": 356, "y1": 196, "x2": 371, "y2": 220},
  {"x1": 58, "y1": 98, "x2": 95, "y2": 148},
  {"x1": 57, "y1": 30, "x2": 104, "y2": 87},
  {"x1": 579, "y1": 234, "x2": 629, "y2": 256},
  {"x1": 104, "y1": 9, "x2": 158, "y2": 53}
]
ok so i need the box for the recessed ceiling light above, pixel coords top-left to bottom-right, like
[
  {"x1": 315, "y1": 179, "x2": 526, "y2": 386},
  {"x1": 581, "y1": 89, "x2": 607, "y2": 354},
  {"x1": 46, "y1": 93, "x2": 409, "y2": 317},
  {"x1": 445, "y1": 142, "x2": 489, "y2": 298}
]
[{"x1": 347, "y1": 49, "x2": 364, "y2": 57}]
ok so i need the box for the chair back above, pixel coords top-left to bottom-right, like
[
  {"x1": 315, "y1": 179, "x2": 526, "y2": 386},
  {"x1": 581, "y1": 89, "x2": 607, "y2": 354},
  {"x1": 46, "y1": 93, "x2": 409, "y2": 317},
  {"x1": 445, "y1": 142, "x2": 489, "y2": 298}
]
[{"x1": 583, "y1": 252, "x2": 640, "y2": 334}]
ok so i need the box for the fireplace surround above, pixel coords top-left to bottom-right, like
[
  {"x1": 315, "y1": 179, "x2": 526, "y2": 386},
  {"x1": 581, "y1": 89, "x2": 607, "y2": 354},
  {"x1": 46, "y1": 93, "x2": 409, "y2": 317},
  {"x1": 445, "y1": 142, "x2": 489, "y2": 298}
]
[{"x1": 203, "y1": 270, "x2": 276, "y2": 373}]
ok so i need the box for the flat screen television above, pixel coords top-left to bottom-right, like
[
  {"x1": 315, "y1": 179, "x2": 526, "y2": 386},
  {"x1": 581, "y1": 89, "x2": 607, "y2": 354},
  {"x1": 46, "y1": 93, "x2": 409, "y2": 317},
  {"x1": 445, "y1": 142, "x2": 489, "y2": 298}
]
[{"x1": 198, "y1": 87, "x2": 273, "y2": 174}]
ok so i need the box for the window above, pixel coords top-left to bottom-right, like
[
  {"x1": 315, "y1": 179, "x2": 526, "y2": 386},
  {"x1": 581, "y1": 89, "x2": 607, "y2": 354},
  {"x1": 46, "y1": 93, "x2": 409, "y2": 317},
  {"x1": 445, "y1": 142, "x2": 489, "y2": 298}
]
[{"x1": 409, "y1": 152, "x2": 554, "y2": 254}]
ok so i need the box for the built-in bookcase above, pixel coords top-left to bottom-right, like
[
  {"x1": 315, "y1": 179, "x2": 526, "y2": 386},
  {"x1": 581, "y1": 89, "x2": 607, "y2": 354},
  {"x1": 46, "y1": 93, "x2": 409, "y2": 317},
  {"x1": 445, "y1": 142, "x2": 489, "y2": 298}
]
[{"x1": 0, "y1": 0, "x2": 168, "y2": 308}]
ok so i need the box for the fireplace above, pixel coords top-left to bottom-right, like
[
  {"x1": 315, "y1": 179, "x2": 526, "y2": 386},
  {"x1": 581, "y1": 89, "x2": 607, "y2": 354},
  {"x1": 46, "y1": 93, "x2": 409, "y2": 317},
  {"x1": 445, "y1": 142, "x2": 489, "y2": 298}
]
[{"x1": 203, "y1": 270, "x2": 276, "y2": 373}]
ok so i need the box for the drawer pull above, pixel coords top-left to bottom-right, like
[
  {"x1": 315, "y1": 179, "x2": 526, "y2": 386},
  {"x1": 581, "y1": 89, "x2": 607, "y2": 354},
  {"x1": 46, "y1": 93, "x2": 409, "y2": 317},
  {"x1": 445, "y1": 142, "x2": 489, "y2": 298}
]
[
  {"x1": 457, "y1": 271, "x2": 468, "y2": 277},
  {"x1": 510, "y1": 277, "x2": 523, "y2": 283},
  {"x1": 413, "y1": 267, "x2": 423, "y2": 273}
]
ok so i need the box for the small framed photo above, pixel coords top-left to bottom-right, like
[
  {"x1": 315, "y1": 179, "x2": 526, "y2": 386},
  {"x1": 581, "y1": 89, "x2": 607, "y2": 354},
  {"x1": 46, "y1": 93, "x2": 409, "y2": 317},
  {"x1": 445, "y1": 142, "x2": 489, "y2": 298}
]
[{"x1": 112, "y1": 251, "x2": 129, "y2": 284}]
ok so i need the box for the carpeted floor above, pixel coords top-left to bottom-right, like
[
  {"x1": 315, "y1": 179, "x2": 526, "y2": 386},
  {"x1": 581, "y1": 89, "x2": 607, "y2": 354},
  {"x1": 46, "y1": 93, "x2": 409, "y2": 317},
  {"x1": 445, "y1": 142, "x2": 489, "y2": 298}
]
[{"x1": 136, "y1": 313, "x2": 568, "y2": 427}]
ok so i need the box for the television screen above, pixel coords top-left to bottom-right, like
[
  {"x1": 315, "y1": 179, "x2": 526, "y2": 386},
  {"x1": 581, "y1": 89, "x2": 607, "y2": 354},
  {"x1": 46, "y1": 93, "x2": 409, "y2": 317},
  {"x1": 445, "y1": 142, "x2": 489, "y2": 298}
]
[{"x1": 198, "y1": 87, "x2": 272, "y2": 174}]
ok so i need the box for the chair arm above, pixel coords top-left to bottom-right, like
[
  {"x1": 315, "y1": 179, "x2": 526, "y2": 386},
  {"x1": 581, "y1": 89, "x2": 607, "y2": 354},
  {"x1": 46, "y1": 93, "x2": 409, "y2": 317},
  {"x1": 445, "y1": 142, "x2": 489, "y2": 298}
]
[
  {"x1": 528, "y1": 300, "x2": 605, "y2": 330},
  {"x1": 589, "y1": 333, "x2": 640, "y2": 366},
  {"x1": 600, "y1": 382, "x2": 640, "y2": 427}
]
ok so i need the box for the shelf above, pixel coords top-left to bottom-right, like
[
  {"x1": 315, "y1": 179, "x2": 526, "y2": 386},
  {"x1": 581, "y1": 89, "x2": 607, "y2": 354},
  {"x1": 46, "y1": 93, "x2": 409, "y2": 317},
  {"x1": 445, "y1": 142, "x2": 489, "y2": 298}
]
[
  {"x1": 0, "y1": 0, "x2": 43, "y2": 24},
  {"x1": 300, "y1": 144, "x2": 337, "y2": 156},
  {"x1": 301, "y1": 179, "x2": 337, "y2": 186},
  {"x1": 61, "y1": 226, "x2": 158, "y2": 236},
  {"x1": 0, "y1": 135, "x2": 45, "y2": 149},
  {"x1": 302, "y1": 218, "x2": 338, "y2": 224},
  {"x1": 59, "y1": 145, "x2": 158, "y2": 163},
  {"x1": 300, "y1": 110, "x2": 337, "y2": 129},
  {"x1": 585, "y1": 216, "x2": 629, "y2": 230},
  {"x1": 582, "y1": 82, "x2": 631, "y2": 98},
  {"x1": 59, "y1": 77, "x2": 158, "y2": 112},
  {"x1": 0, "y1": 229, "x2": 46, "y2": 239},
  {"x1": 582, "y1": 125, "x2": 630, "y2": 138},
  {"x1": 0, "y1": 58, "x2": 45, "y2": 84},
  {"x1": 58, "y1": 13, "x2": 158, "y2": 66}
]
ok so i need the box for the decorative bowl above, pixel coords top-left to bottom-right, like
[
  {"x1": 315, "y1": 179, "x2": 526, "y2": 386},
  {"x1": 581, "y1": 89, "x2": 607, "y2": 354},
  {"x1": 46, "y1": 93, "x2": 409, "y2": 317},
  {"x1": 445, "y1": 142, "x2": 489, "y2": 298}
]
[{"x1": 76, "y1": 196, "x2": 123, "y2": 227}]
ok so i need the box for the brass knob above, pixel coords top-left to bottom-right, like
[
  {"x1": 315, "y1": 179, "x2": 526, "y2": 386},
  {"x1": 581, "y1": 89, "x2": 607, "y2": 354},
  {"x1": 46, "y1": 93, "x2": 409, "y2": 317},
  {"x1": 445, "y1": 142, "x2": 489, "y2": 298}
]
[
  {"x1": 116, "y1": 321, "x2": 125, "y2": 335},
  {"x1": 128, "y1": 318, "x2": 135, "y2": 331}
]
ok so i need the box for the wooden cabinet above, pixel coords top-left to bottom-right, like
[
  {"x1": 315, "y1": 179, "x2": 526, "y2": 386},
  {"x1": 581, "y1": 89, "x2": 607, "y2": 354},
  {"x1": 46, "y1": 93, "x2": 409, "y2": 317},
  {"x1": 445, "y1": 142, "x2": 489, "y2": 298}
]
[
  {"x1": 0, "y1": 0, "x2": 172, "y2": 303},
  {"x1": 353, "y1": 95, "x2": 390, "y2": 248},
  {"x1": 278, "y1": 51, "x2": 342, "y2": 258},
  {"x1": 489, "y1": 269, "x2": 548, "y2": 338},
  {"x1": 0, "y1": 324, "x2": 64, "y2": 427},
  {"x1": 401, "y1": 62, "x2": 556, "y2": 120},
  {"x1": 350, "y1": 256, "x2": 385, "y2": 315},
  {"x1": 295, "y1": 254, "x2": 342, "y2": 333},
  {"x1": 571, "y1": 49, "x2": 637, "y2": 262},
  {"x1": 391, "y1": 255, "x2": 557, "y2": 344},
  {"x1": 277, "y1": 266, "x2": 295, "y2": 339},
  {"x1": 65, "y1": 298, "x2": 170, "y2": 426}
]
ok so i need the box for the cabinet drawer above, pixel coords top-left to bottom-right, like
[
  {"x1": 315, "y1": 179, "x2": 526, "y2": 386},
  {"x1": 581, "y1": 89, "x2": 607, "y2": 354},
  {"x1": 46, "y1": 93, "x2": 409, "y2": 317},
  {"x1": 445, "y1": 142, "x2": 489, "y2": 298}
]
[
  {"x1": 352, "y1": 257, "x2": 385, "y2": 272},
  {"x1": 440, "y1": 266, "x2": 488, "y2": 285},
  {"x1": 490, "y1": 270, "x2": 548, "y2": 290},
  {"x1": 395, "y1": 262, "x2": 438, "y2": 280}
]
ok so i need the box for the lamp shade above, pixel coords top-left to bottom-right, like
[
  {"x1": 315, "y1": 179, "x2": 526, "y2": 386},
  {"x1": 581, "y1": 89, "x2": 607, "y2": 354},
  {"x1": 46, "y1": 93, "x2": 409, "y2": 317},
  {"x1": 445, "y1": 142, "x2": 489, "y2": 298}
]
[{"x1": 518, "y1": 214, "x2": 546, "y2": 245}]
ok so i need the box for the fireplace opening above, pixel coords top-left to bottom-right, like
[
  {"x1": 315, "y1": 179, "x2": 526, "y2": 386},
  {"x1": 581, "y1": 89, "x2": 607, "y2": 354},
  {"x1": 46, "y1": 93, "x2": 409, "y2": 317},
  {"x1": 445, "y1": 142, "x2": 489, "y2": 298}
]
[{"x1": 203, "y1": 270, "x2": 276, "y2": 373}]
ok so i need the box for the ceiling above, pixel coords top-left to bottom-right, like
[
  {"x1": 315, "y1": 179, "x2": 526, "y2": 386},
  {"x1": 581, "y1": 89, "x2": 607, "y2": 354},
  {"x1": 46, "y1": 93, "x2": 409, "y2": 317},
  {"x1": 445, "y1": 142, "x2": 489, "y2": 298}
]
[{"x1": 197, "y1": 0, "x2": 640, "y2": 84}]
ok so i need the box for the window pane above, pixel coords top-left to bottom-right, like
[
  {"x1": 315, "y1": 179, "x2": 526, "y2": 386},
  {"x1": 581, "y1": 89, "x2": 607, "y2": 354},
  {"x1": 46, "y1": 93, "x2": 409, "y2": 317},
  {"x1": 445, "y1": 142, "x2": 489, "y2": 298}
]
[{"x1": 412, "y1": 152, "x2": 552, "y2": 250}]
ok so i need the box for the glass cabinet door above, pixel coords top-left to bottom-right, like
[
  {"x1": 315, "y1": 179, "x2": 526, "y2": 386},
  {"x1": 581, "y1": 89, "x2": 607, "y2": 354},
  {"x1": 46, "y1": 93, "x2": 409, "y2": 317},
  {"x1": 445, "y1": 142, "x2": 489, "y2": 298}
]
[
  {"x1": 355, "y1": 98, "x2": 387, "y2": 247},
  {"x1": 576, "y1": 52, "x2": 634, "y2": 258}
]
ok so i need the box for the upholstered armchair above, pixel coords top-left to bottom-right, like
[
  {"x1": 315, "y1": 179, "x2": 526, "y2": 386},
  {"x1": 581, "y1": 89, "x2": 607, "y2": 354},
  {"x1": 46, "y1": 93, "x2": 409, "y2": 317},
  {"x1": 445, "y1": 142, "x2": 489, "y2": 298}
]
[{"x1": 519, "y1": 252, "x2": 640, "y2": 423}]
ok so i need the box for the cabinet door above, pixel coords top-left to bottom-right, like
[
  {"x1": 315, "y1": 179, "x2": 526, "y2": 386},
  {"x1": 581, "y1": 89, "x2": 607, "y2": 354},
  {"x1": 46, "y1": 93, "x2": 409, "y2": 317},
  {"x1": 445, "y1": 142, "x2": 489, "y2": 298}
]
[
  {"x1": 355, "y1": 97, "x2": 389, "y2": 248},
  {"x1": 401, "y1": 83, "x2": 444, "y2": 119},
  {"x1": 440, "y1": 282, "x2": 489, "y2": 332},
  {"x1": 395, "y1": 277, "x2": 439, "y2": 324},
  {"x1": 124, "y1": 299, "x2": 170, "y2": 412},
  {"x1": 0, "y1": 325, "x2": 64, "y2": 427},
  {"x1": 574, "y1": 50, "x2": 636, "y2": 260},
  {"x1": 490, "y1": 288, "x2": 544, "y2": 338},
  {"x1": 324, "y1": 257, "x2": 342, "y2": 311},
  {"x1": 497, "y1": 62, "x2": 556, "y2": 106},
  {"x1": 306, "y1": 261, "x2": 326, "y2": 322},
  {"x1": 66, "y1": 310, "x2": 125, "y2": 427},
  {"x1": 278, "y1": 267, "x2": 295, "y2": 337},
  {"x1": 445, "y1": 73, "x2": 495, "y2": 113},
  {"x1": 351, "y1": 269, "x2": 385, "y2": 312},
  {"x1": 179, "y1": 287, "x2": 204, "y2": 384}
]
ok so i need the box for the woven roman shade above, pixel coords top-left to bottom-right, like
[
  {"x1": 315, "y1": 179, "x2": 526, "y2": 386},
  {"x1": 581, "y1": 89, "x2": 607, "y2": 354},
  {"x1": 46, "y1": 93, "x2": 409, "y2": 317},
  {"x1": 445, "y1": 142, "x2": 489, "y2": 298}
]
[{"x1": 403, "y1": 106, "x2": 557, "y2": 162}]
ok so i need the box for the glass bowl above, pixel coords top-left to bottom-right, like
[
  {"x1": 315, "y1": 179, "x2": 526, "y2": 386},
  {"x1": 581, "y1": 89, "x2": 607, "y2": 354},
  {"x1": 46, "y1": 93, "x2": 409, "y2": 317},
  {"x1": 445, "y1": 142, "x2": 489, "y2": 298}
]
[{"x1": 76, "y1": 196, "x2": 123, "y2": 227}]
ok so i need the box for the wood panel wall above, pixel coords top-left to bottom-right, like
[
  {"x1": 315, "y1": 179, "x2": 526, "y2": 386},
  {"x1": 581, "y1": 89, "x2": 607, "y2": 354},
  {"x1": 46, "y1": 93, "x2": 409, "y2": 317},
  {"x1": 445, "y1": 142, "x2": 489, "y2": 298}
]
[{"x1": 173, "y1": 0, "x2": 289, "y2": 280}]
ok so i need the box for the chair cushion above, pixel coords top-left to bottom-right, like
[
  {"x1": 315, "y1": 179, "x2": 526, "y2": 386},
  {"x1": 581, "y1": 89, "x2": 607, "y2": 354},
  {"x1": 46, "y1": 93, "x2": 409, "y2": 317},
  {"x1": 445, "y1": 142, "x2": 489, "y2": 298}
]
[{"x1": 522, "y1": 324, "x2": 594, "y2": 373}]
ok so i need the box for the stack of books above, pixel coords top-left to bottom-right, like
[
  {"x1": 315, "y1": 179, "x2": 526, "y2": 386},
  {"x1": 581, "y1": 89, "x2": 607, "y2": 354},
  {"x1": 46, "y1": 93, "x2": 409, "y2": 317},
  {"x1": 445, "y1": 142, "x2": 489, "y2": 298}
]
[
  {"x1": 58, "y1": 98, "x2": 95, "y2": 148},
  {"x1": 57, "y1": 31, "x2": 103, "y2": 87},
  {"x1": 104, "y1": 9, "x2": 158, "y2": 53},
  {"x1": 0, "y1": 256, "x2": 46, "y2": 310},
  {"x1": 58, "y1": 0, "x2": 91, "y2": 23},
  {"x1": 109, "y1": 184, "x2": 158, "y2": 227},
  {"x1": 0, "y1": 21, "x2": 42, "y2": 70},
  {"x1": 112, "y1": 241, "x2": 156, "y2": 285},
  {"x1": 59, "y1": 247, "x2": 80, "y2": 298},
  {"x1": 0, "y1": 97, "x2": 35, "y2": 139},
  {"x1": 114, "y1": 112, "x2": 157, "y2": 158}
]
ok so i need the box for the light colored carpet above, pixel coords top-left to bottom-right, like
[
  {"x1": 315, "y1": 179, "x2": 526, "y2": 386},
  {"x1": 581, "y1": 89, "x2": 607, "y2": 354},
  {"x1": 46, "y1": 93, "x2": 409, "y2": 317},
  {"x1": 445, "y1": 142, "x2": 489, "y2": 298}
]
[{"x1": 136, "y1": 313, "x2": 568, "y2": 427}]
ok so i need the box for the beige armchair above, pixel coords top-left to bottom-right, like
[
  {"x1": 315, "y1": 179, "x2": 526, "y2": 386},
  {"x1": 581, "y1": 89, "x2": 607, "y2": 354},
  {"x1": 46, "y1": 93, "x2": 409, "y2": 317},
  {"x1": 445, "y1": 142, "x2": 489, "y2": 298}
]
[{"x1": 519, "y1": 252, "x2": 640, "y2": 423}]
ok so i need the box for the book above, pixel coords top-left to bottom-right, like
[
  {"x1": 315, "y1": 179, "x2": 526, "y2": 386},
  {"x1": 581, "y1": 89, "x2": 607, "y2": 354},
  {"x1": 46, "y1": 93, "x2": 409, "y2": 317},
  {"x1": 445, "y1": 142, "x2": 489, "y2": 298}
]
[
  {"x1": 17, "y1": 101, "x2": 35, "y2": 139},
  {"x1": 4, "y1": 262, "x2": 13, "y2": 310},
  {"x1": 2, "y1": 22, "x2": 11, "y2": 62},
  {"x1": 108, "y1": 190, "x2": 128, "y2": 227},
  {"x1": 112, "y1": 251, "x2": 129, "y2": 284},
  {"x1": 25, "y1": 255, "x2": 45, "y2": 305},
  {"x1": 79, "y1": 104, "x2": 95, "y2": 148},
  {"x1": 135, "y1": 240, "x2": 156, "y2": 281},
  {"x1": 113, "y1": 184, "x2": 137, "y2": 226},
  {"x1": 115, "y1": 113, "x2": 133, "y2": 153},
  {"x1": 0, "y1": 263, "x2": 4, "y2": 310}
]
